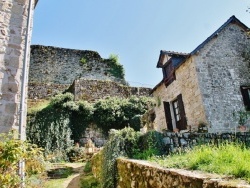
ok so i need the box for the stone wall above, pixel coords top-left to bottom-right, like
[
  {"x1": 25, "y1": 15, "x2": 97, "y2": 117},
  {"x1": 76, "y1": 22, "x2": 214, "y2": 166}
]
[
  {"x1": 152, "y1": 56, "x2": 206, "y2": 132},
  {"x1": 29, "y1": 45, "x2": 125, "y2": 85},
  {"x1": 28, "y1": 83, "x2": 70, "y2": 99},
  {"x1": 116, "y1": 158, "x2": 250, "y2": 188},
  {"x1": 194, "y1": 23, "x2": 250, "y2": 132},
  {"x1": 72, "y1": 79, "x2": 152, "y2": 102},
  {"x1": 0, "y1": 0, "x2": 35, "y2": 133}
]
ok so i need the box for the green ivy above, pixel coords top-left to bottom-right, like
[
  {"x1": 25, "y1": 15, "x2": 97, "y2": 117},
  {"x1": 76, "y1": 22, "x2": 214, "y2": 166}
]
[
  {"x1": 27, "y1": 93, "x2": 93, "y2": 161},
  {"x1": 27, "y1": 93, "x2": 153, "y2": 160},
  {"x1": 101, "y1": 127, "x2": 141, "y2": 188}
]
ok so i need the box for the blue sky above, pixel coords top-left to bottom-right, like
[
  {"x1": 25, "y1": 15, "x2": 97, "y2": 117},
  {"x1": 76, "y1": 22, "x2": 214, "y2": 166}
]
[{"x1": 32, "y1": 0, "x2": 250, "y2": 87}]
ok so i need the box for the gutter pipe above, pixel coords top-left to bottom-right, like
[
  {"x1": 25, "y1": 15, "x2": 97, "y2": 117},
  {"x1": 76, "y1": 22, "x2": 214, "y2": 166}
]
[{"x1": 19, "y1": 0, "x2": 34, "y2": 186}]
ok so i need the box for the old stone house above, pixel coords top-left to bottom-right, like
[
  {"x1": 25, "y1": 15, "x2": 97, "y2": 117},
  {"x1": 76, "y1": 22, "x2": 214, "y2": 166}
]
[
  {"x1": 152, "y1": 16, "x2": 250, "y2": 133},
  {"x1": 0, "y1": 0, "x2": 38, "y2": 135}
]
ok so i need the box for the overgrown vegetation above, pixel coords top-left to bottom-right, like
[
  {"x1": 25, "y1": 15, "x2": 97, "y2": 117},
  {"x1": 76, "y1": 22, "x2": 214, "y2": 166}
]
[
  {"x1": 27, "y1": 93, "x2": 153, "y2": 161},
  {"x1": 27, "y1": 93, "x2": 91, "y2": 161},
  {"x1": 0, "y1": 133, "x2": 47, "y2": 187},
  {"x1": 150, "y1": 143, "x2": 250, "y2": 182},
  {"x1": 106, "y1": 54, "x2": 125, "y2": 79},
  {"x1": 92, "y1": 127, "x2": 164, "y2": 188},
  {"x1": 81, "y1": 161, "x2": 101, "y2": 188},
  {"x1": 93, "y1": 96, "x2": 154, "y2": 135}
]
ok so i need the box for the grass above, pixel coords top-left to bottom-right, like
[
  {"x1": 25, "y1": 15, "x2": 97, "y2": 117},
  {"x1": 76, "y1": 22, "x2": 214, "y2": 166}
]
[
  {"x1": 149, "y1": 142, "x2": 250, "y2": 182},
  {"x1": 80, "y1": 161, "x2": 101, "y2": 188},
  {"x1": 28, "y1": 99, "x2": 50, "y2": 113},
  {"x1": 44, "y1": 178, "x2": 66, "y2": 188},
  {"x1": 44, "y1": 163, "x2": 85, "y2": 188}
]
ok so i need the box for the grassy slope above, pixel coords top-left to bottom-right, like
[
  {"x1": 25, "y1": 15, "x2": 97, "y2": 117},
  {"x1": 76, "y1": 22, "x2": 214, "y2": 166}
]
[{"x1": 150, "y1": 143, "x2": 250, "y2": 182}]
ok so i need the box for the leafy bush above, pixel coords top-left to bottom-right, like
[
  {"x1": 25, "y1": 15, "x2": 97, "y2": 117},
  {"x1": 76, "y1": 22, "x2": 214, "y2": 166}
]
[
  {"x1": 27, "y1": 93, "x2": 94, "y2": 160},
  {"x1": 0, "y1": 133, "x2": 47, "y2": 187},
  {"x1": 93, "y1": 96, "x2": 154, "y2": 135},
  {"x1": 50, "y1": 92, "x2": 74, "y2": 107},
  {"x1": 84, "y1": 161, "x2": 92, "y2": 174},
  {"x1": 67, "y1": 147, "x2": 86, "y2": 162},
  {"x1": 101, "y1": 127, "x2": 141, "y2": 188},
  {"x1": 27, "y1": 93, "x2": 153, "y2": 160},
  {"x1": 106, "y1": 54, "x2": 125, "y2": 79},
  {"x1": 81, "y1": 175, "x2": 101, "y2": 188}
]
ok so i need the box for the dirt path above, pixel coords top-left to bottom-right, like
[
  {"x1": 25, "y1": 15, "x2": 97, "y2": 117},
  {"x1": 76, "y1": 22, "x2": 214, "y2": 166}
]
[{"x1": 62, "y1": 163, "x2": 85, "y2": 188}]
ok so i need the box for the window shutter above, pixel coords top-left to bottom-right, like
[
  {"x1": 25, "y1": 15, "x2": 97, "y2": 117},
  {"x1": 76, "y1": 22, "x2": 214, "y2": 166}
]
[
  {"x1": 240, "y1": 86, "x2": 250, "y2": 110},
  {"x1": 163, "y1": 101, "x2": 173, "y2": 131},
  {"x1": 177, "y1": 94, "x2": 187, "y2": 130}
]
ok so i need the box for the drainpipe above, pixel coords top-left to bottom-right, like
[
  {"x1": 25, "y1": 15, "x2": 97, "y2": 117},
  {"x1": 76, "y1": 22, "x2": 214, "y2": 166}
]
[{"x1": 19, "y1": 0, "x2": 34, "y2": 186}]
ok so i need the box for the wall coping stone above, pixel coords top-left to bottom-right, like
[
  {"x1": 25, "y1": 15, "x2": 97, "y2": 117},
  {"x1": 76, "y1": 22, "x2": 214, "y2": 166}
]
[{"x1": 117, "y1": 158, "x2": 250, "y2": 188}]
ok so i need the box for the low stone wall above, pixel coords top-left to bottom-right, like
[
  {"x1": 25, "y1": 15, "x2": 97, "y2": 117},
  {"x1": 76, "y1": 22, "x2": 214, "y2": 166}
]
[
  {"x1": 116, "y1": 158, "x2": 250, "y2": 188},
  {"x1": 28, "y1": 83, "x2": 70, "y2": 99},
  {"x1": 72, "y1": 79, "x2": 152, "y2": 102},
  {"x1": 162, "y1": 132, "x2": 250, "y2": 155}
]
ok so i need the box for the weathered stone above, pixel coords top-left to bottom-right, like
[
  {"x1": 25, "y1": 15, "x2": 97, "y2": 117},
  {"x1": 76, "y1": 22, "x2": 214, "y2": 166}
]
[
  {"x1": 116, "y1": 158, "x2": 250, "y2": 188},
  {"x1": 0, "y1": 0, "x2": 36, "y2": 132},
  {"x1": 152, "y1": 19, "x2": 250, "y2": 133}
]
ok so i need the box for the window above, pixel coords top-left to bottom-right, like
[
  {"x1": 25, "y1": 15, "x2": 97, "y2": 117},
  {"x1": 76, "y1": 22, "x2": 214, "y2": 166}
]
[
  {"x1": 163, "y1": 61, "x2": 175, "y2": 87},
  {"x1": 163, "y1": 94, "x2": 187, "y2": 131},
  {"x1": 173, "y1": 99, "x2": 181, "y2": 122},
  {"x1": 240, "y1": 86, "x2": 250, "y2": 110}
]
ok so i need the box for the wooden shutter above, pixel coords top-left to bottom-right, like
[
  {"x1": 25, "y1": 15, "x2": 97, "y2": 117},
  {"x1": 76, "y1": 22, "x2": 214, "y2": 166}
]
[
  {"x1": 163, "y1": 101, "x2": 173, "y2": 131},
  {"x1": 240, "y1": 86, "x2": 250, "y2": 110},
  {"x1": 177, "y1": 94, "x2": 187, "y2": 130}
]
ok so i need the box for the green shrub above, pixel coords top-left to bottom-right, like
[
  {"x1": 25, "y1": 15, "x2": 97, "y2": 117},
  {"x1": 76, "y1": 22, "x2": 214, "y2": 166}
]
[
  {"x1": 27, "y1": 93, "x2": 94, "y2": 160},
  {"x1": 84, "y1": 161, "x2": 92, "y2": 174},
  {"x1": 0, "y1": 133, "x2": 47, "y2": 187},
  {"x1": 132, "y1": 130, "x2": 164, "y2": 159},
  {"x1": 67, "y1": 147, "x2": 86, "y2": 162},
  {"x1": 93, "y1": 96, "x2": 154, "y2": 136},
  {"x1": 106, "y1": 54, "x2": 125, "y2": 79},
  {"x1": 81, "y1": 175, "x2": 101, "y2": 188},
  {"x1": 101, "y1": 127, "x2": 141, "y2": 188},
  {"x1": 80, "y1": 57, "x2": 87, "y2": 65},
  {"x1": 50, "y1": 92, "x2": 74, "y2": 107}
]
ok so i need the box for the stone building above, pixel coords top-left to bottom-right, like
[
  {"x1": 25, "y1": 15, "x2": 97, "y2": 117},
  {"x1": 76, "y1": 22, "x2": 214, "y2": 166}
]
[
  {"x1": 0, "y1": 0, "x2": 38, "y2": 134},
  {"x1": 152, "y1": 16, "x2": 250, "y2": 133}
]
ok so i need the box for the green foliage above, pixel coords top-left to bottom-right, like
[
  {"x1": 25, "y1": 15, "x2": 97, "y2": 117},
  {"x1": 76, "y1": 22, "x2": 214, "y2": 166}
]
[
  {"x1": 47, "y1": 167, "x2": 73, "y2": 179},
  {"x1": 0, "y1": 133, "x2": 47, "y2": 187},
  {"x1": 27, "y1": 93, "x2": 153, "y2": 161},
  {"x1": 133, "y1": 130, "x2": 164, "y2": 159},
  {"x1": 50, "y1": 92, "x2": 74, "y2": 107},
  {"x1": 106, "y1": 54, "x2": 125, "y2": 79},
  {"x1": 93, "y1": 96, "x2": 154, "y2": 135},
  {"x1": 81, "y1": 161, "x2": 101, "y2": 188},
  {"x1": 233, "y1": 110, "x2": 250, "y2": 125},
  {"x1": 27, "y1": 93, "x2": 95, "y2": 161},
  {"x1": 101, "y1": 127, "x2": 141, "y2": 188},
  {"x1": 27, "y1": 106, "x2": 73, "y2": 162},
  {"x1": 150, "y1": 143, "x2": 250, "y2": 182},
  {"x1": 84, "y1": 161, "x2": 92, "y2": 174},
  {"x1": 80, "y1": 57, "x2": 87, "y2": 65},
  {"x1": 81, "y1": 175, "x2": 101, "y2": 188},
  {"x1": 67, "y1": 146, "x2": 86, "y2": 162}
]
